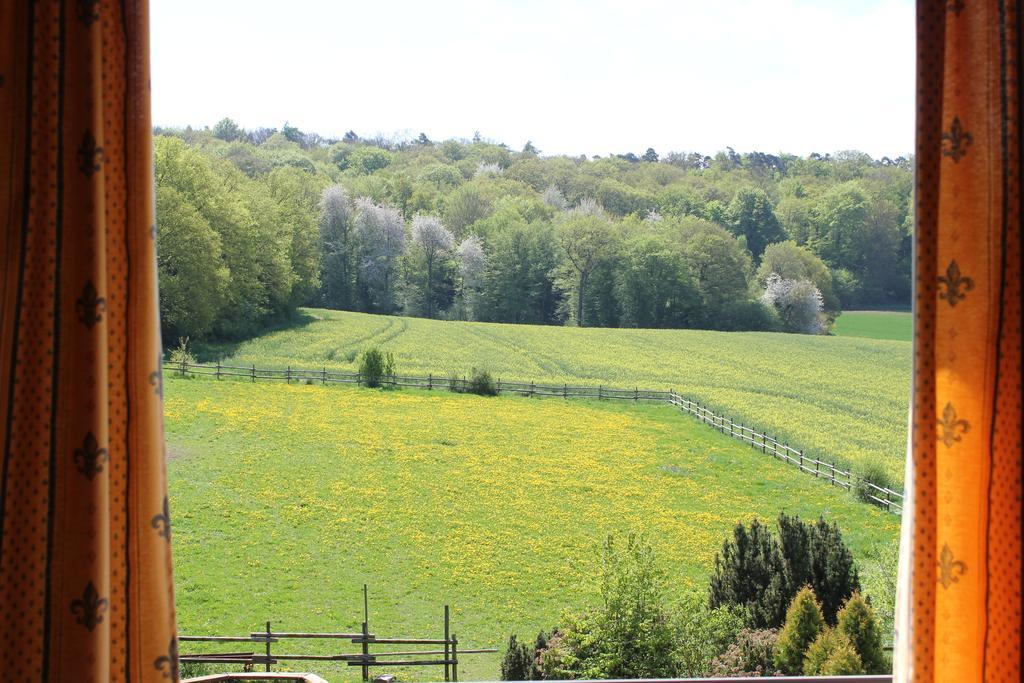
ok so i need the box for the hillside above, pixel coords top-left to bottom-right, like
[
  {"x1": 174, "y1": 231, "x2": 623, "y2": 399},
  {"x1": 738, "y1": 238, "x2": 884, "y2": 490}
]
[
  {"x1": 200, "y1": 308, "x2": 912, "y2": 484},
  {"x1": 165, "y1": 378, "x2": 900, "y2": 681}
]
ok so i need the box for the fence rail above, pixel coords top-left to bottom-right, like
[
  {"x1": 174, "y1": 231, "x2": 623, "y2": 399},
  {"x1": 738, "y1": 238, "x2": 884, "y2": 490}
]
[
  {"x1": 164, "y1": 360, "x2": 904, "y2": 514},
  {"x1": 181, "y1": 592, "x2": 496, "y2": 682}
]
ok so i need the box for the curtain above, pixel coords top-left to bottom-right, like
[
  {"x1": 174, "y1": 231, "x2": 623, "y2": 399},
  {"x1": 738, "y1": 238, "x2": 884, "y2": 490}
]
[
  {"x1": 0, "y1": 1, "x2": 178, "y2": 681},
  {"x1": 897, "y1": 0, "x2": 1022, "y2": 681}
]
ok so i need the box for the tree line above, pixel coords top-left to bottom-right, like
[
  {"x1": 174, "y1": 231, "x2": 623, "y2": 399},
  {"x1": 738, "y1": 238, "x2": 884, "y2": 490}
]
[{"x1": 154, "y1": 120, "x2": 912, "y2": 342}]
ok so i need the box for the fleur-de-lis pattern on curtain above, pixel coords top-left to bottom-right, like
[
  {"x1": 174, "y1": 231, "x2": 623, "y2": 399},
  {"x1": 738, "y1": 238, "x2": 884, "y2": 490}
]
[
  {"x1": 0, "y1": 1, "x2": 178, "y2": 681},
  {"x1": 897, "y1": 1, "x2": 1022, "y2": 682}
]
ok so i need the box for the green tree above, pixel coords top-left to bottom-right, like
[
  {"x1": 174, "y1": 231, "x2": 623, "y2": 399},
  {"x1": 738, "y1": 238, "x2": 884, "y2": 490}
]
[
  {"x1": 444, "y1": 184, "x2": 493, "y2": 236},
  {"x1": 708, "y1": 518, "x2": 790, "y2": 628},
  {"x1": 349, "y1": 146, "x2": 393, "y2": 174},
  {"x1": 479, "y1": 219, "x2": 559, "y2": 324},
  {"x1": 212, "y1": 117, "x2": 244, "y2": 142},
  {"x1": 836, "y1": 593, "x2": 886, "y2": 673},
  {"x1": 674, "y1": 218, "x2": 753, "y2": 329},
  {"x1": 615, "y1": 234, "x2": 700, "y2": 328},
  {"x1": 154, "y1": 185, "x2": 229, "y2": 340},
  {"x1": 557, "y1": 212, "x2": 617, "y2": 327},
  {"x1": 725, "y1": 187, "x2": 786, "y2": 260},
  {"x1": 774, "y1": 586, "x2": 825, "y2": 674}
]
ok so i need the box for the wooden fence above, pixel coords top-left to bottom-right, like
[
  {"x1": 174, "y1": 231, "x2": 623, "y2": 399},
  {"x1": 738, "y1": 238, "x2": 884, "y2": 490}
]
[
  {"x1": 181, "y1": 590, "x2": 495, "y2": 681},
  {"x1": 164, "y1": 360, "x2": 904, "y2": 515}
]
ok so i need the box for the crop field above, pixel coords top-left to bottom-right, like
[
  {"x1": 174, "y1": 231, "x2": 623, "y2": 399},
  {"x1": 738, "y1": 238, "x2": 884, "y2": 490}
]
[
  {"x1": 200, "y1": 308, "x2": 912, "y2": 484},
  {"x1": 166, "y1": 377, "x2": 900, "y2": 681},
  {"x1": 832, "y1": 311, "x2": 913, "y2": 342}
]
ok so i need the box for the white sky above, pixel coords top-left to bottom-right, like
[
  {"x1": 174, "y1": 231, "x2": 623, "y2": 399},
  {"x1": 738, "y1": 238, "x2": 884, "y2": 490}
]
[{"x1": 151, "y1": 0, "x2": 915, "y2": 158}]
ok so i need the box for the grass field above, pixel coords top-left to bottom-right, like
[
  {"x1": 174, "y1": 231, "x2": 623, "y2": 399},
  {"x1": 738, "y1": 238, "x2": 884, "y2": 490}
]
[
  {"x1": 832, "y1": 311, "x2": 913, "y2": 342},
  {"x1": 199, "y1": 308, "x2": 912, "y2": 485},
  {"x1": 166, "y1": 377, "x2": 900, "y2": 681}
]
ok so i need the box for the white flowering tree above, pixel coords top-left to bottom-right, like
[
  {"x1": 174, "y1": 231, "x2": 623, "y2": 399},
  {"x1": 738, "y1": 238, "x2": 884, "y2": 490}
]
[
  {"x1": 319, "y1": 185, "x2": 355, "y2": 309},
  {"x1": 354, "y1": 197, "x2": 406, "y2": 312},
  {"x1": 760, "y1": 273, "x2": 826, "y2": 334},
  {"x1": 542, "y1": 185, "x2": 569, "y2": 211},
  {"x1": 411, "y1": 215, "x2": 454, "y2": 318},
  {"x1": 455, "y1": 235, "x2": 485, "y2": 319}
]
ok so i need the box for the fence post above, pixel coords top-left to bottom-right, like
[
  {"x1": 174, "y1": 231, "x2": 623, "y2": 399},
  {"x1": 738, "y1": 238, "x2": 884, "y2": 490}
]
[
  {"x1": 634, "y1": 386, "x2": 638, "y2": 401},
  {"x1": 322, "y1": 366, "x2": 327, "y2": 385},
  {"x1": 563, "y1": 383, "x2": 567, "y2": 399},
  {"x1": 429, "y1": 373, "x2": 433, "y2": 390},
  {"x1": 180, "y1": 358, "x2": 187, "y2": 378},
  {"x1": 530, "y1": 381, "x2": 535, "y2": 397},
  {"x1": 497, "y1": 377, "x2": 501, "y2": 394},
  {"x1": 798, "y1": 448, "x2": 802, "y2": 470},
  {"x1": 216, "y1": 360, "x2": 221, "y2": 380},
  {"x1": 444, "y1": 605, "x2": 451, "y2": 682},
  {"x1": 265, "y1": 620, "x2": 272, "y2": 673},
  {"x1": 451, "y1": 633, "x2": 459, "y2": 682},
  {"x1": 251, "y1": 363, "x2": 255, "y2": 383},
  {"x1": 598, "y1": 385, "x2": 603, "y2": 400},
  {"x1": 286, "y1": 366, "x2": 291, "y2": 384}
]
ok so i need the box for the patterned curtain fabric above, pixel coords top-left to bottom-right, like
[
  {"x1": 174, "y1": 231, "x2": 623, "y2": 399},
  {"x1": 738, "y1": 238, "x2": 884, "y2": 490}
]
[
  {"x1": 0, "y1": 1, "x2": 178, "y2": 681},
  {"x1": 896, "y1": 1, "x2": 1022, "y2": 681}
]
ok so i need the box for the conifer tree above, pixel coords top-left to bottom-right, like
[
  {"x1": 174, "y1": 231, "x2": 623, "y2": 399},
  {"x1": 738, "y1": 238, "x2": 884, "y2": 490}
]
[{"x1": 773, "y1": 586, "x2": 825, "y2": 674}]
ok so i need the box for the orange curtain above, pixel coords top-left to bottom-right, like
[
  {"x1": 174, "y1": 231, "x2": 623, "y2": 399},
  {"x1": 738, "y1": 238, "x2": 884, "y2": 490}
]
[
  {"x1": 899, "y1": 0, "x2": 1022, "y2": 681},
  {"x1": 0, "y1": 1, "x2": 178, "y2": 681}
]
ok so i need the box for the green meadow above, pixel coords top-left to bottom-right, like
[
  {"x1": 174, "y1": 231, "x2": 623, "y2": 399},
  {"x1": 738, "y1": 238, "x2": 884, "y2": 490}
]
[
  {"x1": 165, "y1": 378, "x2": 901, "y2": 681},
  {"x1": 199, "y1": 308, "x2": 911, "y2": 485},
  {"x1": 832, "y1": 310, "x2": 913, "y2": 342}
]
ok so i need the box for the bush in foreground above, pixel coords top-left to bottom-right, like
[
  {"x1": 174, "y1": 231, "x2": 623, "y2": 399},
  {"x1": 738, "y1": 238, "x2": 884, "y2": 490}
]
[
  {"x1": 836, "y1": 592, "x2": 887, "y2": 673},
  {"x1": 708, "y1": 628, "x2": 780, "y2": 677},
  {"x1": 773, "y1": 586, "x2": 825, "y2": 674},
  {"x1": 709, "y1": 512, "x2": 860, "y2": 628},
  {"x1": 803, "y1": 627, "x2": 864, "y2": 675},
  {"x1": 501, "y1": 634, "x2": 536, "y2": 681}
]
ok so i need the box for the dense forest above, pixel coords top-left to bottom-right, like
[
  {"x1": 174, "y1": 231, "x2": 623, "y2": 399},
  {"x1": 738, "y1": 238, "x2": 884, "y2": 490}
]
[{"x1": 154, "y1": 119, "x2": 913, "y2": 343}]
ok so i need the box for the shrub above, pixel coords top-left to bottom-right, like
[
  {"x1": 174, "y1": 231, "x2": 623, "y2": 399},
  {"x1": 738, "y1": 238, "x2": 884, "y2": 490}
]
[
  {"x1": 708, "y1": 518, "x2": 790, "y2": 628},
  {"x1": 803, "y1": 627, "x2": 864, "y2": 675},
  {"x1": 854, "y1": 460, "x2": 896, "y2": 506},
  {"x1": 467, "y1": 367, "x2": 499, "y2": 396},
  {"x1": 358, "y1": 347, "x2": 395, "y2": 388},
  {"x1": 671, "y1": 592, "x2": 746, "y2": 677},
  {"x1": 501, "y1": 634, "x2": 535, "y2": 681},
  {"x1": 773, "y1": 586, "x2": 825, "y2": 674},
  {"x1": 169, "y1": 336, "x2": 197, "y2": 367},
  {"x1": 708, "y1": 628, "x2": 780, "y2": 677},
  {"x1": 710, "y1": 513, "x2": 860, "y2": 628},
  {"x1": 805, "y1": 516, "x2": 861, "y2": 624},
  {"x1": 836, "y1": 592, "x2": 887, "y2": 673},
  {"x1": 597, "y1": 532, "x2": 675, "y2": 678},
  {"x1": 537, "y1": 533, "x2": 675, "y2": 680}
]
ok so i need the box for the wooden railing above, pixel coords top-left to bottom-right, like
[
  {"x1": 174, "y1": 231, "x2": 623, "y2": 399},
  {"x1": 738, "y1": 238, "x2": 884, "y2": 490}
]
[
  {"x1": 162, "y1": 360, "x2": 905, "y2": 514},
  {"x1": 180, "y1": 597, "x2": 495, "y2": 682}
]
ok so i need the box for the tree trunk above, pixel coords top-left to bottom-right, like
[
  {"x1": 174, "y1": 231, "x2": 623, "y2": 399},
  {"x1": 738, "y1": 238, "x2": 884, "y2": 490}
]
[
  {"x1": 426, "y1": 256, "x2": 434, "y2": 319},
  {"x1": 577, "y1": 271, "x2": 587, "y2": 327}
]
